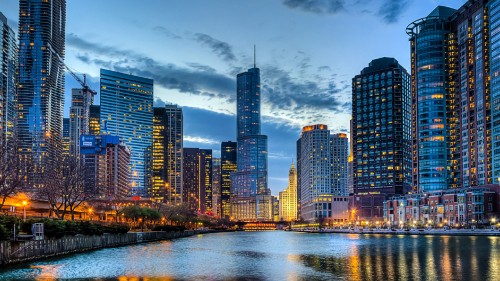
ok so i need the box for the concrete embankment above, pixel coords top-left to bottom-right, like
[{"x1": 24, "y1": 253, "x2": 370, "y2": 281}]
[
  {"x1": 295, "y1": 228, "x2": 500, "y2": 237},
  {"x1": 0, "y1": 230, "x2": 210, "y2": 266}
]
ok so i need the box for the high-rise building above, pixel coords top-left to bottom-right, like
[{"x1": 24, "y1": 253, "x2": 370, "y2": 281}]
[
  {"x1": 81, "y1": 135, "x2": 131, "y2": 198},
  {"x1": 62, "y1": 118, "x2": 70, "y2": 156},
  {"x1": 0, "y1": 12, "x2": 17, "y2": 147},
  {"x1": 330, "y1": 133, "x2": 349, "y2": 196},
  {"x1": 347, "y1": 119, "x2": 354, "y2": 195},
  {"x1": 221, "y1": 141, "x2": 237, "y2": 218},
  {"x1": 100, "y1": 69, "x2": 153, "y2": 196},
  {"x1": 151, "y1": 105, "x2": 183, "y2": 204},
  {"x1": 278, "y1": 162, "x2": 298, "y2": 221},
  {"x1": 298, "y1": 124, "x2": 332, "y2": 222},
  {"x1": 69, "y1": 88, "x2": 93, "y2": 157},
  {"x1": 89, "y1": 105, "x2": 100, "y2": 136},
  {"x1": 231, "y1": 65, "x2": 271, "y2": 221},
  {"x1": 352, "y1": 58, "x2": 411, "y2": 195},
  {"x1": 212, "y1": 158, "x2": 221, "y2": 217},
  {"x1": 17, "y1": 0, "x2": 66, "y2": 182},
  {"x1": 408, "y1": 2, "x2": 500, "y2": 190},
  {"x1": 182, "y1": 148, "x2": 212, "y2": 214}
]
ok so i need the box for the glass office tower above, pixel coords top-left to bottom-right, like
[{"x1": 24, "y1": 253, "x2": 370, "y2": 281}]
[
  {"x1": 330, "y1": 133, "x2": 349, "y2": 196},
  {"x1": 231, "y1": 66, "x2": 271, "y2": 221},
  {"x1": 0, "y1": 12, "x2": 17, "y2": 148},
  {"x1": 100, "y1": 69, "x2": 153, "y2": 196},
  {"x1": 17, "y1": 0, "x2": 66, "y2": 182},
  {"x1": 491, "y1": 0, "x2": 500, "y2": 183},
  {"x1": 221, "y1": 141, "x2": 237, "y2": 218}
]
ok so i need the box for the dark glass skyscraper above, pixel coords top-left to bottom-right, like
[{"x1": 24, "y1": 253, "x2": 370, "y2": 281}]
[
  {"x1": 100, "y1": 69, "x2": 153, "y2": 196},
  {"x1": 182, "y1": 148, "x2": 212, "y2": 214},
  {"x1": 152, "y1": 105, "x2": 183, "y2": 203},
  {"x1": 352, "y1": 58, "x2": 411, "y2": 196},
  {"x1": 231, "y1": 66, "x2": 270, "y2": 221},
  {"x1": 0, "y1": 12, "x2": 17, "y2": 147},
  {"x1": 17, "y1": 0, "x2": 66, "y2": 181},
  {"x1": 221, "y1": 141, "x2": 237, "y2": 218}
]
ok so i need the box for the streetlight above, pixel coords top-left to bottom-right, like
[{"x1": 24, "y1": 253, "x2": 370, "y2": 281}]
[{"x1": 22, "y1": 200, "x2": 28, "y2": 221}]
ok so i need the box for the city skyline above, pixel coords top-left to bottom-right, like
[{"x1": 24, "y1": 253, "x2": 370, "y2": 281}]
[{"x1": 0, "y1": 0, "x2": 466, "y2": 195}]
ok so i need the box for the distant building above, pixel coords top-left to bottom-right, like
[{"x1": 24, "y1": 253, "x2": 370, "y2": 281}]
[
  {"x1": 100, "y1": 69, "x2": 153, "y2": 196},
  {"x1": 89, "y1": 105, "x2": 100, "y2": 135},
  {"x1": 69, "y1": 88, "x2": 93, "y2": 157},
  {"x1": 80, "y1": 135, "x2": 131, "y2": 199},
  {"x1": 0, "y1": 12, "x2": 17, "y2": 147},
  {"x1": 183, "y1": 148, "x2": 212, "y2": 214},
  {"x1": 279, "y1": 162, "x2": 298, "y2": 221},
  {"x1": 17, "y1": 0, "x2": 66, "y2": 184},
  {"x1": 212, "y1": 158, "x2": 221, "y2": 217},
  {"x1": 62, "y1": 118, "x2": 70, "y2": 156},
  {"x1": 231, "y1": 65, "x2": 271, "y2": 221},
  {"x1": 221, "y1": 141, "x2": 237, "y2": 218},
  {"x1": 297, "y1": 124, "x2": 332, "y2": 222},
  {"x1": 330, "y1": 133, "x2": 348, "y2": 196}
]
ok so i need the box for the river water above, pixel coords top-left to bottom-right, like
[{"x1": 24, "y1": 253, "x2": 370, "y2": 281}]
[{"x1": 1, "y1": 231, "x2": 500, "y2": 280}]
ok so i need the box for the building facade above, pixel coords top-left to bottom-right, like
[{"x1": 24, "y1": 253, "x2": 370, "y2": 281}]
[
  {"x1": 212, "y1": 158, "x2": 221, "y2": 217},
  {"x1": 69, "y1": 88, "x2": 93, "y2": 157},
  {"x1": 100, "y1": 69, "x2": 153, "y2": 196},
  {"x1": 0, "y1": 12, "x2": 17, "y2": 148},
  {"x1": 89, "y1": 105, "x2": 100, "y2": 136},
  {"x1": 221, "y1": 141, "x2": 237, "y2": 218},
  {"x1": 231, "y1": 66, "x2": 270, "y2": 221},
  {"x1": 278, "y1": 162, "x2": 298, "y2": 221},
  {"x1": 151, "y1": 105, "x2": 183, "y2": 203},
  {"x1": 80, "y1": 135, "x2": 131, "y2": 199},
  {"x1": 330, "y1": 133, "x2": 349, "y2": 196},
  {"x1": 17, "y1": 0, "x2": 66, "y2": 183},
  {"x1": 298, "y1": 124, "x2": 332, "y2": 222},
  {"x1": 182, "y1": 148, "x2": 212, "y2": 214},
  {"x1": 62, "y1": 118, "x2": 69, "y2": 156}
]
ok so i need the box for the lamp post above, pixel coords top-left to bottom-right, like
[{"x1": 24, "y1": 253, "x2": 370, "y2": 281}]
[{"x1": 22, "y1": 200, "x2": 27, "y2": 221}]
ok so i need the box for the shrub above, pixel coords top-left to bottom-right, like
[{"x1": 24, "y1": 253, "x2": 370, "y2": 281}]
[
  {"x1": 0, "y1": 224, "x2": 9, "y2": 241},
  {"x1": 151, "y1": 225, "x2": 186, "y2": 232}
]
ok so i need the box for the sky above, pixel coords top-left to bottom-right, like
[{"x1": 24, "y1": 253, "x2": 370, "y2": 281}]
[{"x1": 1, "y1": 0, "x2": 465, "y2": 195}]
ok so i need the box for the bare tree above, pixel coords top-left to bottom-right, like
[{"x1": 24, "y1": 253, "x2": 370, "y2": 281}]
[
  {"x1": 0, "y1": 138, "x2": 27, "y2": 209},
  {"x1": 39, "y1": 156, "x2": 94, "y2": 220}
]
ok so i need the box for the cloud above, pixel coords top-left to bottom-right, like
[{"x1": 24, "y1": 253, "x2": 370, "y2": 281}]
[
  {"x1": 194, "y1": 33, "x2": 236, "y2": 62},
  {"x1": 184, "y1": 135, "x2": 220, "y2": 145},
  {"x1": 282, "y1": 0, "x2": 345, "y2": 14},
  {"x1": 152, "y1": 26, "x2": 182, "y2": 39},
  {"x1": 377, "y1": 0, "x2": 411, "y2": 23}
]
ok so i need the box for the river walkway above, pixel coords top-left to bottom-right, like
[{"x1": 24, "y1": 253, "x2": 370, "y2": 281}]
[{"x1": 295, "y1": 227, "x2": 500, "y2": 236}]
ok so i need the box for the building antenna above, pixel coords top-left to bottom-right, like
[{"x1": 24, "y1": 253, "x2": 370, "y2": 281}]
[{"x1": 253, "y1": 44, "x2": 256, "y2": 68}]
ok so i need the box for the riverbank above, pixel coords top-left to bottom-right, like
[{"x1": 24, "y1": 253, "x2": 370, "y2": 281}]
[
  {"x1": 0, "y1": 229, "x2": 212, "y2": 266},
  {"x1": 294, "y1": 228, "x2": 500, "y2": 236}
]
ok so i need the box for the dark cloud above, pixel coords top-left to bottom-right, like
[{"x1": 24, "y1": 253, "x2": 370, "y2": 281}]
[
  {"x1": 282, "y1": 0, "x2": 345, "y2": 14},
  {"x1": 152, "y1": 26, "x2": 182, "y2": 39},
  {"x1": 377, "y1": 0, "x2": 411, "y2": 23},
  {"x1": 67, "y1": 35, "x2": 236, "y2": 101},
  {"x1": 194, "y1": 33, "x2": 236, "y2": 62}
]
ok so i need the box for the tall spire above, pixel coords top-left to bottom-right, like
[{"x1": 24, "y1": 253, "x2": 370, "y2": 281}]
[{"x1": 254, "y1": 44, "x2": 256, "y2": 68}]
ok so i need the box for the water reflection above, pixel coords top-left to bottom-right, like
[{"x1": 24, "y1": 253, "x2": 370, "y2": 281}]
[{"x1": 0, "y1": 232, "x2": 499, "y2": 281}]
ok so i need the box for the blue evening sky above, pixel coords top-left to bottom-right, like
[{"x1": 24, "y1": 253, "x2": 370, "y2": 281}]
[{"x1": 1, "y1": 0, "x2": 464, "y2": 195}]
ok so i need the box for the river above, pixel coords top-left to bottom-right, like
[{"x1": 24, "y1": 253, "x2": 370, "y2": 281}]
[{"x1": 1, "y1": 231, "x2": 499, "y2": 280}]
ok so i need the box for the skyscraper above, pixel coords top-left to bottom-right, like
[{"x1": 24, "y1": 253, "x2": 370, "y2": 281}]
[
  {"x1": 17, "y1": 0, "x2": 66, "y2": 182},
  {"x1": 151, "y1": 105, "x2": 183, "y2": 204},
  {"x1": 100, "y1": 69, "x2": 153, "y2": 196},
  {"x1": 330, "y1": 133, "x2": 348, "y2": 196},
  {"x1": 221, "y1": 141, "x2": 237, "y2": 218},
  {"x1": 212, "y1": 158, "x2": 221, "y2": 217},
  {"x1": 182, "y1": 148, "x2": 212, "y2": 214},
  {"x1": 69, "y1": 88, "x2": 93, "y2": 157},
  {"x1": 0, "y1": 12, "x2": 17, "y2": 147},
  {"x1": 409, "y1": 2, "x2": 500, "y2": 190},
  {"x1": 278, "y1": 162, "x2": 298, "y2": 221},
  {"x1": 231, "y1": 65, "x2": 271, "y2": 221},
  {"x1": 297, "y1": 124, "x2": 332, "y2": 222},
  {"x1": 352, "y1": 58, "x2": 411, "y2": 195}
]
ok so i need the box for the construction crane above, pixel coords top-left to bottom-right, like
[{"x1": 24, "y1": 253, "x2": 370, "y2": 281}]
[{"x1": 46, "y1": 43, "x2": 97, "y2": 96}]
